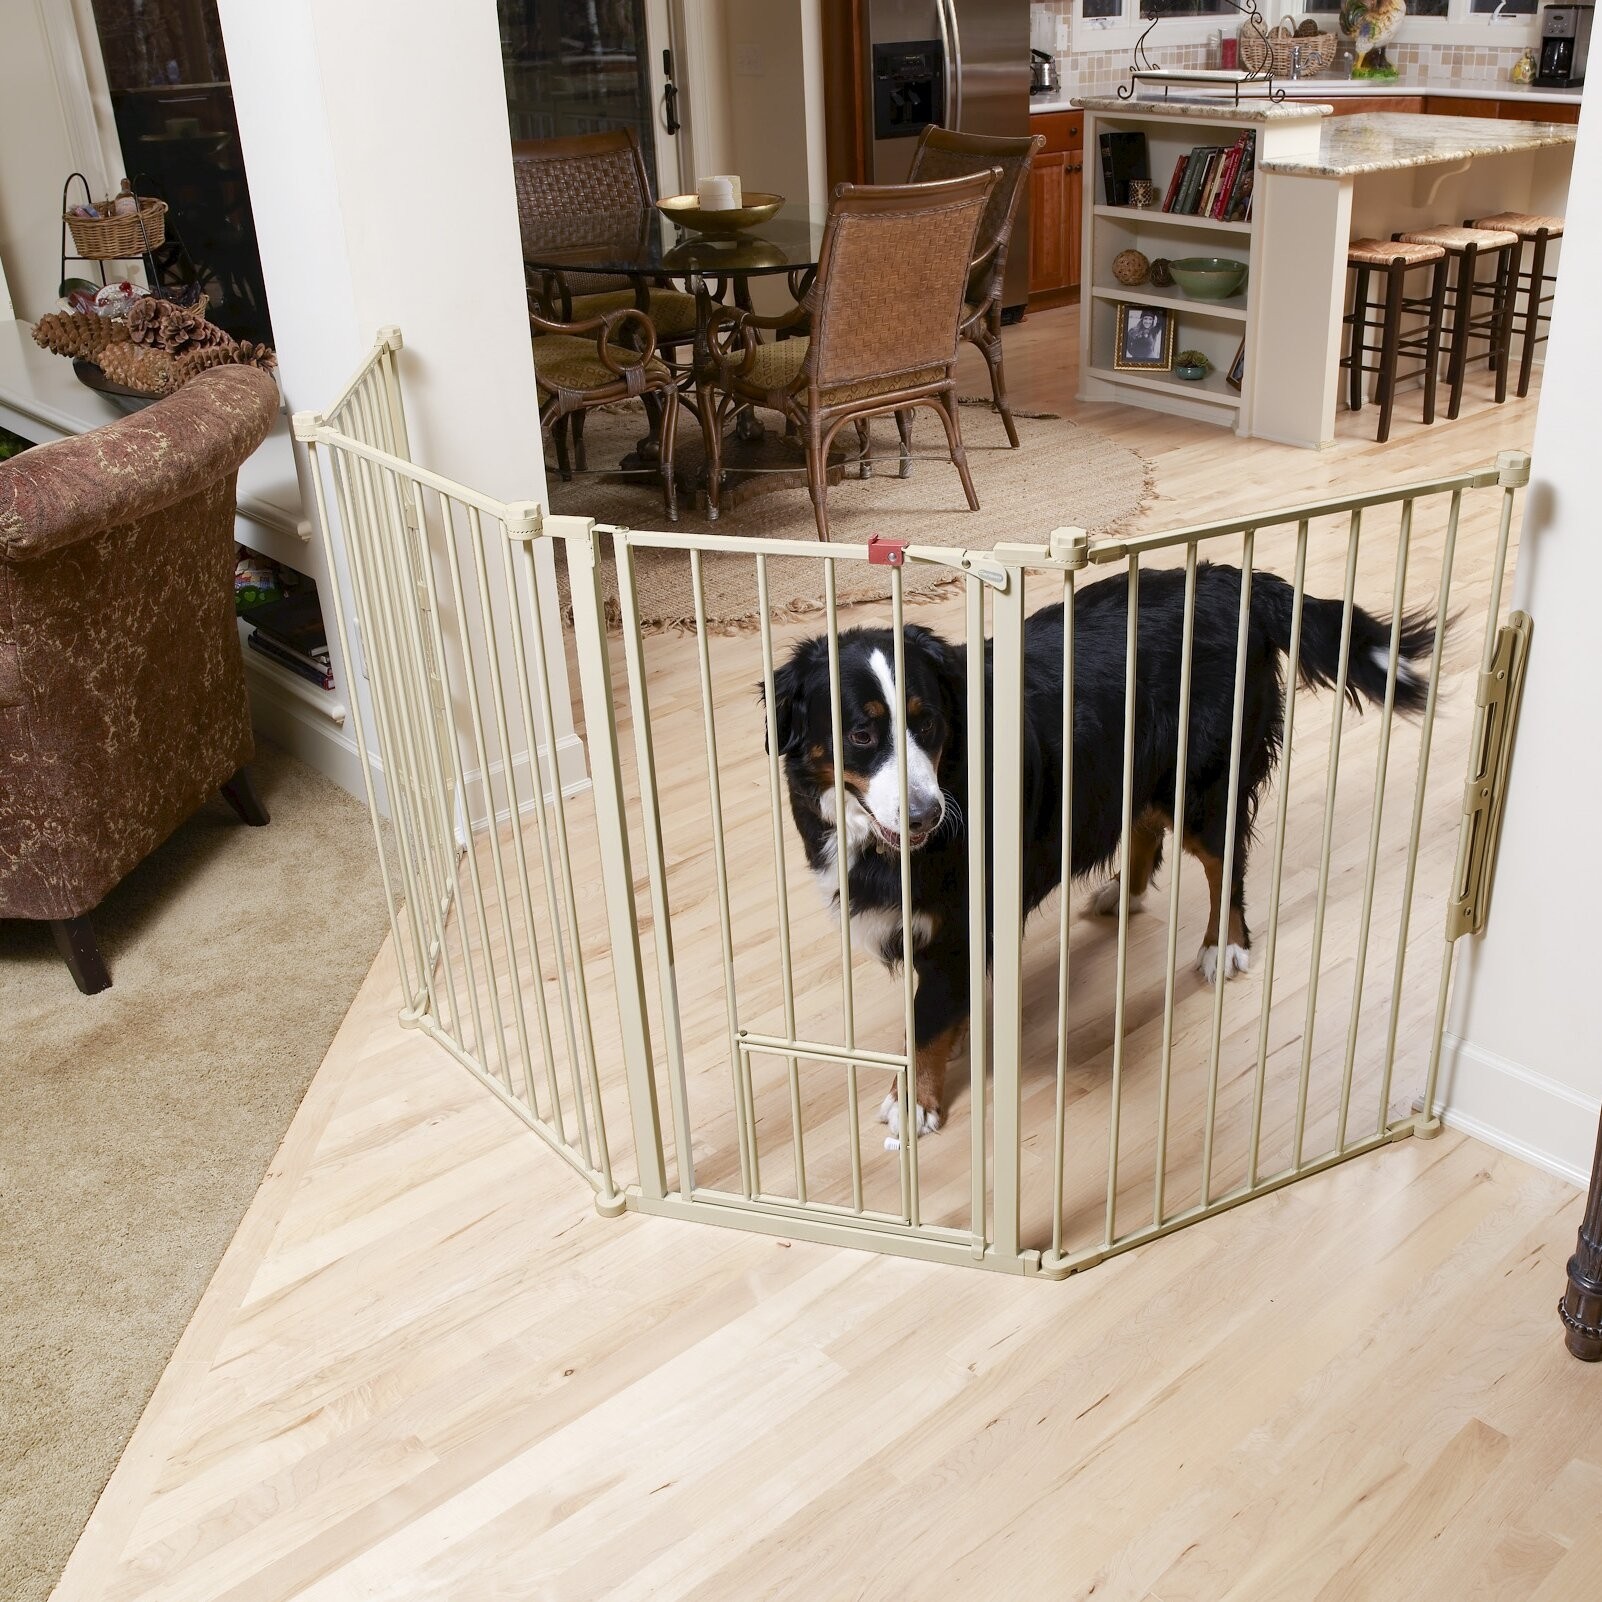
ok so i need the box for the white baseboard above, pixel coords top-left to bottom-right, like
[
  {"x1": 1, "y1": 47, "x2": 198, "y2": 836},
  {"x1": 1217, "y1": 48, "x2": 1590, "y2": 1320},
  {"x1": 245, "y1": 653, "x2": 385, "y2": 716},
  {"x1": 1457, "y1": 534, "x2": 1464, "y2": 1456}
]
[
  {"x1": 462, "y1": 733, "x2": 591, "y2": 829},
  {"x1": 1436, "y1": 1033, "x2": 1597, "y2": 1188}
]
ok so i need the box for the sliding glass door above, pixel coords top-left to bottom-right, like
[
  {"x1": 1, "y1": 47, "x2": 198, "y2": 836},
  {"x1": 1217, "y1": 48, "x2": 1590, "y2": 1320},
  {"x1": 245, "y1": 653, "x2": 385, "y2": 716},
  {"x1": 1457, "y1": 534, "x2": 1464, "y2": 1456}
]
[{"x1": 498, "y1": 0, "x2": 684, "y2": 196}]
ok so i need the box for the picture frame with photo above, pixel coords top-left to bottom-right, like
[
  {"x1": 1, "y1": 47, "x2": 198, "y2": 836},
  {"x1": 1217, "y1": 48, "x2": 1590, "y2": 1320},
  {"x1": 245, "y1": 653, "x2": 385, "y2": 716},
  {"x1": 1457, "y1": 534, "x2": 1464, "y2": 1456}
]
[
  {"x1": 1226, "y1": 338, "x2": 1245, "y2": 391},
  {"x1": 1114, "y1": 303, "x2": 1175, "y2": 373}
]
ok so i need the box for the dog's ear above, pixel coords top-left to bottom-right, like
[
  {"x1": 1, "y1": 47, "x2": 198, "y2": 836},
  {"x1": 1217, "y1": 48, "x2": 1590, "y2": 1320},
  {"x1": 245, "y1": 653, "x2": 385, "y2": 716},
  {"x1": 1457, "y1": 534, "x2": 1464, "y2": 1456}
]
[
  {"x1": 760, "y1": 637, "x2": 823, "y2": 757},
  {"x1": 905, "y1": 624, "x2": 966, "y2": 755}
]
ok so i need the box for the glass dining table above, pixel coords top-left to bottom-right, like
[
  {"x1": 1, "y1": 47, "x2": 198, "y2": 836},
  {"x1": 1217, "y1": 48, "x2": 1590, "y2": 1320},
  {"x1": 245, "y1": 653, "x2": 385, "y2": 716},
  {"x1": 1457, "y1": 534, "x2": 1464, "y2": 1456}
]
[{"x1": 522, "y1": 202, "x2": 844, "y2": 515}]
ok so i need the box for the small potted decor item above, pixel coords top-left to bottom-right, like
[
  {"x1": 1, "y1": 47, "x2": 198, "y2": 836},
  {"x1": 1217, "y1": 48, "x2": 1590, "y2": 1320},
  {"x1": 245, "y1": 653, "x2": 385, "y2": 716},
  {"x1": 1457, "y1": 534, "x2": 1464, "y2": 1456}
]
[
  {"x1": 1112, "y1": 249, "x2": 1150, "y2": 286},
  {"x1": 1174, "y1": 349, "x2": 1212, "y2": 382},
  {"x1": 1127, "y1": 180, "x2": 1156, "y2": 210},
  {"x1": 1338, "y1": 0, "x2": 1404, "y2": 81},
  {"x1": 1149, "y1": 258, "x2": 1174, "y2": 289}
]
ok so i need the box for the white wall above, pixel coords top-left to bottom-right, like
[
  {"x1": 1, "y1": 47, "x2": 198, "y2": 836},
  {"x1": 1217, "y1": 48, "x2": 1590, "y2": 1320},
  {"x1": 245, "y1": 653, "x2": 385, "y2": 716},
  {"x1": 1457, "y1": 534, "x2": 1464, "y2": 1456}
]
[
  {"x1": 216, "y1": 0, "x2": 581, "y2": 813},
  {"x1": 1439, "y1": 90, "x2": 1602, "y2": 1187},
  {"x1": 680, "y1": 0, "x2": 826, "y2": 208}
]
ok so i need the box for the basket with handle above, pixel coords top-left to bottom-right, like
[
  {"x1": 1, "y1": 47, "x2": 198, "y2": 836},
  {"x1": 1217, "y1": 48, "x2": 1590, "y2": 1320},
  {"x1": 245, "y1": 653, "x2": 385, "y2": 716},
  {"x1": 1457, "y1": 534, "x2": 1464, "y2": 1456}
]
[
  {"x1": 62, "y1": 175, "x2": 167, "y2": 261},
  {"x1": 1240, "y1": 20, "x2": 1336, "y2": 78}
]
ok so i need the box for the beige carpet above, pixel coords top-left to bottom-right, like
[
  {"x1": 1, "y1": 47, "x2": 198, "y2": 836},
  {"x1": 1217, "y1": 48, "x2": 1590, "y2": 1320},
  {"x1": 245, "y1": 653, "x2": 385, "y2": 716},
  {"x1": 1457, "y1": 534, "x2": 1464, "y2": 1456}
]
[
  {"x1": 0, "y1": 742, "x2": 389, "y2": 1602},
  {"x1": 548, "y1": 399, "x2": 1153, "y2": 632}
]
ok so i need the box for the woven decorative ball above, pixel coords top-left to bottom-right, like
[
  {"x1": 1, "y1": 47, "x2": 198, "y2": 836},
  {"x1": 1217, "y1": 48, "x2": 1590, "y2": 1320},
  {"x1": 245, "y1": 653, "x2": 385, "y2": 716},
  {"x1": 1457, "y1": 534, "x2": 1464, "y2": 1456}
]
[
  {"x1": 1149, "y1": 257, "x2": 1174, "y2": 288},
  {"x1": 1112, "y1": 249, "x2": 1150, "y2": 287}
]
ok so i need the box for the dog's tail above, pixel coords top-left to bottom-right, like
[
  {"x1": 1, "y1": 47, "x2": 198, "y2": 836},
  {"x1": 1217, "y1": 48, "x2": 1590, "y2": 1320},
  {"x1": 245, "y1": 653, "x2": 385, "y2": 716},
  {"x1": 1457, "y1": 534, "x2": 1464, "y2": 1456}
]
[{"x1": 1252, "y1": 571, "x2": 1436, "y2": 714}]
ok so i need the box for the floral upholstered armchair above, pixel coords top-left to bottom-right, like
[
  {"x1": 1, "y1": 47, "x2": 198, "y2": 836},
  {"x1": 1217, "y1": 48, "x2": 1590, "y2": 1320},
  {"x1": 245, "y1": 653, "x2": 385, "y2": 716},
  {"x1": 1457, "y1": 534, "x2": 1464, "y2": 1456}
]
[{"x1": 0, "y1": 364, "x2": 279, "y2": 992}]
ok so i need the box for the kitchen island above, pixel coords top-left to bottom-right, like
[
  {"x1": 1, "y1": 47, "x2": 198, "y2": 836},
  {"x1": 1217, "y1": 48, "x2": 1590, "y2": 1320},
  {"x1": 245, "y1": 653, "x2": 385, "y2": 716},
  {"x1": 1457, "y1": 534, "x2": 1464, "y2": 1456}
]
[{"x1": 1073, "y1": 98, "x2": 1576, "y2": 449}]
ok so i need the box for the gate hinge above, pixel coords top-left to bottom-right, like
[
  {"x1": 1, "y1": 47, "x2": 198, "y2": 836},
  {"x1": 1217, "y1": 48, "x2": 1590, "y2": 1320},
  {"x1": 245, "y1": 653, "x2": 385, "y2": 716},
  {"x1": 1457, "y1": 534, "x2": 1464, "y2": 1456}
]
[
  {"x1": 868, "y1": 534, "x2": 907, "y2": 567},
  {"x1": 1446, "y1": 611, "x2": 1532, "y2": 942},
  {"x1": 505, "y1": 500, "x2": 545, "y2": 542}
]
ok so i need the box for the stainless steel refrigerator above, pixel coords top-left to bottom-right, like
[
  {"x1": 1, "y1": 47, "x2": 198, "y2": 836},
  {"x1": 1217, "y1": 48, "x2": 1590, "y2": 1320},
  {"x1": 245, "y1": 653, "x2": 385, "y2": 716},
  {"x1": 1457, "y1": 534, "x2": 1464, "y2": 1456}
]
[{"x1": 861, "y1": 0, "x2": 1032, "y2": 314}]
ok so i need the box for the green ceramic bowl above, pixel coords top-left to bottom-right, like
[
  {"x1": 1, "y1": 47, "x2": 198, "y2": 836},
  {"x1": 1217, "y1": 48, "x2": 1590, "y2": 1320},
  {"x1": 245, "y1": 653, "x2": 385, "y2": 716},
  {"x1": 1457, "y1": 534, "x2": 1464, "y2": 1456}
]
[{"x1": 1167, "y1": 256, "x2": 1248, "y2": 300}]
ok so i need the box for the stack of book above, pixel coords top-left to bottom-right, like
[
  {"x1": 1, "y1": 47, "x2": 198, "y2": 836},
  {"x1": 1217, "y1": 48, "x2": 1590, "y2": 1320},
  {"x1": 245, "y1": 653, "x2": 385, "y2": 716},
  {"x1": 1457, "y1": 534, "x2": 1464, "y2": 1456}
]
[
  {"x1": 242, "y1": 591, "x2": 334, "y2": 690},
  {"x1": 1159, "y1": 132, "x2": 1255, "y2": 222}
]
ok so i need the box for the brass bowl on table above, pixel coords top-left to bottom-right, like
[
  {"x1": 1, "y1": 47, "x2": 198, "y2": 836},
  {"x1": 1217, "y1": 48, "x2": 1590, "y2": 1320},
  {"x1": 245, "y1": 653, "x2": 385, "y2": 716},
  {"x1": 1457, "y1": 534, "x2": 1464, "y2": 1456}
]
[{"x1": 657, "y1": 192, "x2": 784, "y2": 237}]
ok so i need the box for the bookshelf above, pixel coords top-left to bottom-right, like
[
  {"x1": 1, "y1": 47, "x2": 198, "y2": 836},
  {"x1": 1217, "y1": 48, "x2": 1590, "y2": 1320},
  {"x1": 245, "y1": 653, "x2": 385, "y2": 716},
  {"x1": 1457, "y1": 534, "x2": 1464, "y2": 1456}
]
[{"x1": 1075, "y1": 99, "x2": 1328, "y2": 436}]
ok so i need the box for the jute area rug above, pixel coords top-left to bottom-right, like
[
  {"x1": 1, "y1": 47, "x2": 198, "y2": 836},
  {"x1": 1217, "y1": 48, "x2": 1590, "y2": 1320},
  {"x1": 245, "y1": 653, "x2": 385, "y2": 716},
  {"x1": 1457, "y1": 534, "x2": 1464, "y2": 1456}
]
[
  {"x1": 548, "y1": 398, "x2": 1153, "y2": 633},
  {"x1": 0, "y1": 742, "x2": 389, "y2": 1602}
]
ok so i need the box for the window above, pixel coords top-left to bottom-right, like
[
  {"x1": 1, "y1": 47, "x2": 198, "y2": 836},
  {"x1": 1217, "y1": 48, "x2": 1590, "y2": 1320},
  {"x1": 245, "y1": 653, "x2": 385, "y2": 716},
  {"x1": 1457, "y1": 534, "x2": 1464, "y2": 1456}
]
[
  {"x1": 86, "y1": 0, "x2": 272, "y2": 344},
  {"x1": 1303, "y1": 0, "x2": 1449, "y2": 13}
]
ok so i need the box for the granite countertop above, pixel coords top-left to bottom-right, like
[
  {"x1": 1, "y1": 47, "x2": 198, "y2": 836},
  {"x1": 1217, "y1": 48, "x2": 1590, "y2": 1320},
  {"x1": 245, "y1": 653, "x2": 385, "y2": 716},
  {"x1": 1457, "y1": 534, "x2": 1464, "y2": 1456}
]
[
  {"x1": 1035, "y1": 81, "x2": 1583, "y2": 115},
  {"x1": 1258, "y1": 111, "x2": 1579, "y2": 175},
  {"x1": 1070, "y1": 93, "x2": 1328, "y2": 121}
]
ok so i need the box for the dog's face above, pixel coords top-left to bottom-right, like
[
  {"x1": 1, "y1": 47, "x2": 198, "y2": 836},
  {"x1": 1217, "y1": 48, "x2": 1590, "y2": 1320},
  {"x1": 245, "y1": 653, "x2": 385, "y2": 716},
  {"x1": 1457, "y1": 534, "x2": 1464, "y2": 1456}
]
[{"x1": 767, "y1": 626, "x2": 963, "y2": 856}]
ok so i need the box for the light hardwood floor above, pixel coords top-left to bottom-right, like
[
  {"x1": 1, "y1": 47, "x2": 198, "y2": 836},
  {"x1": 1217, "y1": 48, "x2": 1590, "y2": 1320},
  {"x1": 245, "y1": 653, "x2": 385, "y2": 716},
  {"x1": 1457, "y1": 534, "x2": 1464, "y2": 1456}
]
[{"x1": 54, "y1": 311, "x2": 1600, "y2": 1602}]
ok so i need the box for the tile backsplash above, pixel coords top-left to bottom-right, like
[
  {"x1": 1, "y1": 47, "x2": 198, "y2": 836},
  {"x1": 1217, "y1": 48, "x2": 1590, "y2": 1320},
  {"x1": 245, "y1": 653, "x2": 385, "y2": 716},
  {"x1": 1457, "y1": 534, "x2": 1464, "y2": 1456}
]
[{"x1": 1030, "y1": 1, "x2": 1531, "y2": 96}]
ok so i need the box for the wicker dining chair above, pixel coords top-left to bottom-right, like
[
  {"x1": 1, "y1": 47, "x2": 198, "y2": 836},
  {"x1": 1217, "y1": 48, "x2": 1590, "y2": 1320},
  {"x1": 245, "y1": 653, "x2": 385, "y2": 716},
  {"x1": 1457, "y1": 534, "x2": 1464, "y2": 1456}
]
[
  {"x1": 698, "y1": 170, "x2": 997, "y2": 542},
  {"x1": 510, "y1": 129, "x2": 697, "y2": 351},
  {"x1": 532, "y1": 305, "x2": 680, "y2": 519},
  {"x1": 906, "y1": 125, "x2": 1045, "y2": 448}
]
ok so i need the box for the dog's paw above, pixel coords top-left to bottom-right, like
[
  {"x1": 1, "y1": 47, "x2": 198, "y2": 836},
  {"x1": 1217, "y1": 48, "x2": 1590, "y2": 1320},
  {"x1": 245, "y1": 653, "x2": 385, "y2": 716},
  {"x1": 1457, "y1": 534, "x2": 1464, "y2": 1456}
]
[
  {"x1": 1197, "y1": 942, "x2": 1251, "y2": 984},
  {"x1": 878, "y1": 1091, "x2": 942, "y2": 1151},
  {"x1": 1092, "y1": 879, "x2": 1144, "y2": 917}
]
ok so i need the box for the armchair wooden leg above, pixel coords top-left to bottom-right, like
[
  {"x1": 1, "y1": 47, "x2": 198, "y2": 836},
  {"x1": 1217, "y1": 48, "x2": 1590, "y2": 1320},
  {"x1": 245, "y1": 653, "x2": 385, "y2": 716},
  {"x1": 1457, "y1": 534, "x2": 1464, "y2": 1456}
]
[
  {"x1": 571, "y1": 408, "x2": 588, "y2": 472},
  {"x1": 220, "y1": 765, "x2": 270, "y2": 826},
  {"x1": 51, "y1": 915, "x2": 111, "y2": 995},
  {"x1": 657, "y1": 385, "x2": 680, "y2": 522},
  {"x1": 806, "y1": 420, "x2": 831, "y2": 543},
  {"x1": 551, "y1": 412, "x2": 572, "y2": 481},
  {"x1": 930, "y1": 394, "x2": 980, "y2": 512},
  {"x1": 978, "y1": 331, "x2": 1020, "y2": 448},
  {"x1": 895, "y1": 410, "x2": 913, "y2": 479},
  {"x1": 696, "y1": 383, "x2": 723, "y2": 521}
]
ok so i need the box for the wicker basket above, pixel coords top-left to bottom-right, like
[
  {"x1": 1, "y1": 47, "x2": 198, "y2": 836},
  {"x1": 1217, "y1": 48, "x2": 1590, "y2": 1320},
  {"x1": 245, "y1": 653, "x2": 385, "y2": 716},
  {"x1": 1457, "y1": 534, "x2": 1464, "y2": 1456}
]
[
  {"x1": 1240, "y1": 21, "x2": 1336, "y2": 78},
  {"x1": 64, "y1": 192, "x2": 167, "y2": 260}
]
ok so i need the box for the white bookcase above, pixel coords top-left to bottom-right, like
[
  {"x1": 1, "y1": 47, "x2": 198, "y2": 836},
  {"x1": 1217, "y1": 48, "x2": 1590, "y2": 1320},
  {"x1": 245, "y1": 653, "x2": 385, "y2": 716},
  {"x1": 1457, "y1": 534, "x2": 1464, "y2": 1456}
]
[{"x1": 1076, "y1": 100, "x2": 1327, "y2": 437}]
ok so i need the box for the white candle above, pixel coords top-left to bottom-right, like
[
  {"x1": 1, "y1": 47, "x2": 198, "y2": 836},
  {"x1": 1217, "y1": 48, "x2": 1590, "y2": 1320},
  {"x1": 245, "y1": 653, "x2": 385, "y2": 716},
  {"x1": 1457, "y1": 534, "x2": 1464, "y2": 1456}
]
[{"x1": 697, "y1": 176, "x2": 736, "y2": 211}]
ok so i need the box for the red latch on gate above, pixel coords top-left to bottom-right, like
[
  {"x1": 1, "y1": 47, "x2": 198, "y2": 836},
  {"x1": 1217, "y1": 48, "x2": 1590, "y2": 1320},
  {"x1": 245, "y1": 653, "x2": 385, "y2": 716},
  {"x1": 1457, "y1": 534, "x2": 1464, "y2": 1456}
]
[{"x1": 867, "y1": 534, "x2": 907, "y2": 567}]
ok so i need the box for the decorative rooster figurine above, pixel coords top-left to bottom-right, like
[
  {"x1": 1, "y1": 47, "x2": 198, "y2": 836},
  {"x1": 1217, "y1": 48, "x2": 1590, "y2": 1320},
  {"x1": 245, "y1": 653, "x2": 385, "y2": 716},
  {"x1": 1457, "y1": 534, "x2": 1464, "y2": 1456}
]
[{"x1": 1339, "y1": 0, "x2": 1405, "y2": 79}]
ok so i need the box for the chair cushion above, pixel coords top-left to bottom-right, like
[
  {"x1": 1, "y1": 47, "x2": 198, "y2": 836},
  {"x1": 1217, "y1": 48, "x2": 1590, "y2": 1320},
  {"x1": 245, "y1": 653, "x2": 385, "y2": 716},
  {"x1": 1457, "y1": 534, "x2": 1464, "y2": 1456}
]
[
  {"x1": 1467, "y1": 211, "x2": 1564, "y2": 241},
  {"x1": 532, "y1": 334, "x2": 670, "y2": 394},
  {"x1": 1347, "y1": 237, "x2": 1445, "y2": 267},
  {"x1": 570, "y1": 287, "x2": 699, "y2": 340},
  {"x1": 1399, "y1": 225, "x2": 1519, "y2": 252},
  {"x1": 732, "y1": 336, "x2": 948, "y2": 407}
]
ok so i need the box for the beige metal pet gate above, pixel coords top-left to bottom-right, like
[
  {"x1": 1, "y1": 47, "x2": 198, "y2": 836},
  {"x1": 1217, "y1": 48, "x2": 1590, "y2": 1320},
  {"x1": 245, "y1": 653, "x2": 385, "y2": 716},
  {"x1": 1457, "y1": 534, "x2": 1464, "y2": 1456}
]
[{"x1": 296, "y1": 327, "x2": 1531, "y2": 1279}]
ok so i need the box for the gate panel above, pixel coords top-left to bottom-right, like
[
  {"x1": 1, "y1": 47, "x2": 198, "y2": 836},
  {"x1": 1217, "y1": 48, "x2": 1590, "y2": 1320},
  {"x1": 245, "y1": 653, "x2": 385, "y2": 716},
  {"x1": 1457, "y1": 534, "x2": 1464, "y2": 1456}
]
[{"x1": 299, "y1": 331, "x2": 1531, "y2": 1281}]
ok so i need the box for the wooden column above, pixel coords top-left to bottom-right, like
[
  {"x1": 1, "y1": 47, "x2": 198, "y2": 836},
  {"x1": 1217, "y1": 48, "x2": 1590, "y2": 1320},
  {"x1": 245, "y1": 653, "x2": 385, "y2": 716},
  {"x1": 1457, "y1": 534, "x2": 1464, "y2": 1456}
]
[{"x1": 1560, "y1": 1108, "x2": 1602, "y2": 1361}]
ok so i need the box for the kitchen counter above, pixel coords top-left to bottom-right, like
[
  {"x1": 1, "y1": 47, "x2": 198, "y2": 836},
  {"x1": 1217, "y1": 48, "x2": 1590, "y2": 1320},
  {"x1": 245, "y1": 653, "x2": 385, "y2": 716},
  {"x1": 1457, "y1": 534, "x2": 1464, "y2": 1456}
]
[
  {"x1": 1259, "y1": 110, "x2": 1579, "y2": 176},
  {"x1": 1070, "y1": 94, "x2": 1329, "y2": 122},
  {"x1": 1033, "y1": 80, "x2": 1582, "y2": 115}
]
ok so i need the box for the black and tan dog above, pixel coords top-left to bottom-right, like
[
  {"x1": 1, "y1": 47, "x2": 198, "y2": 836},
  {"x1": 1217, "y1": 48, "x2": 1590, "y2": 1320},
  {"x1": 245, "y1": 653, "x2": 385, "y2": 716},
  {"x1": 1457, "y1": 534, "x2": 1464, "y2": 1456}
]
[{"x1": 766, "y1": 563, "x2": 1433, "y2": 1142}]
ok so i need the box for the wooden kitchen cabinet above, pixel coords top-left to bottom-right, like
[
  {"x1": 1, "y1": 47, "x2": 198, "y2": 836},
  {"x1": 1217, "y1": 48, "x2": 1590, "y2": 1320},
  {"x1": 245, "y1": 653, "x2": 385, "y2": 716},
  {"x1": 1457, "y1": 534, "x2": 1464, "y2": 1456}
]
[{"x1": 1028, "y1": 111, "x2": 1083, "y2": 301}]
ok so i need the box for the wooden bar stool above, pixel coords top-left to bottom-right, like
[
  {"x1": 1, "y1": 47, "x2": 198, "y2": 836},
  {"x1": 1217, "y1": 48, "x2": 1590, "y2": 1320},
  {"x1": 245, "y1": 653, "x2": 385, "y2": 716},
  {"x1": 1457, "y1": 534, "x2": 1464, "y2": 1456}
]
[
  {"x1": 1466, "y1": 211, "x2": 1564, "y2": 398},
  {"x1": 1395, "y1": 224, "x2": 1519, "y2": 420},
  {"x1": 1342, "y1": 238, "x2": 1448, "y2": 443}
]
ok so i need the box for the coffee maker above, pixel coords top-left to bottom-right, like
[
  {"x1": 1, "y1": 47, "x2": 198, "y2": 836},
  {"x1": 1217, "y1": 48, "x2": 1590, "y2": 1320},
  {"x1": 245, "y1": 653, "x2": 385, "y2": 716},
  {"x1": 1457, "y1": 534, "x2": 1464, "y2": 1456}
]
[{"x1": 1536, "y1": 1, "x2": 1592, "y2": 87}]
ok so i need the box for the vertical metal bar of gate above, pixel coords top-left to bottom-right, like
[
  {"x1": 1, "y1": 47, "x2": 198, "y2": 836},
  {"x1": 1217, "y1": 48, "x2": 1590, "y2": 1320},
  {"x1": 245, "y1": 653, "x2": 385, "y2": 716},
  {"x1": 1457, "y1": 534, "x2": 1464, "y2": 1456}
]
[
  {"x1": 559, "y1": 515, "x2": 664, "y2": 1203},
  {"x1": 990, "y1": 564, "x2": 1027, "y2": 1262}
]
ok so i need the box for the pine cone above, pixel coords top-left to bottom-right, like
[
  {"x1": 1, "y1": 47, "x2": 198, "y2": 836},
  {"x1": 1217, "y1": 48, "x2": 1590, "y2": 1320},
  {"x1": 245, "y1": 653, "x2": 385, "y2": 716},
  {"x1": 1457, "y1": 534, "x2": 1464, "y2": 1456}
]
[
  {"x1": 32, "y1": 310, "x2": 120, "y2": 360},
  {"x1": 95, "y1": 342, "x2": 176, "y2": 396},
  {"x1": 125, "y1": 297, "x2": 233, "y2": 355},
  {"x1": 172, "y1": 339, "x2": 280, "y2": 387}
]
